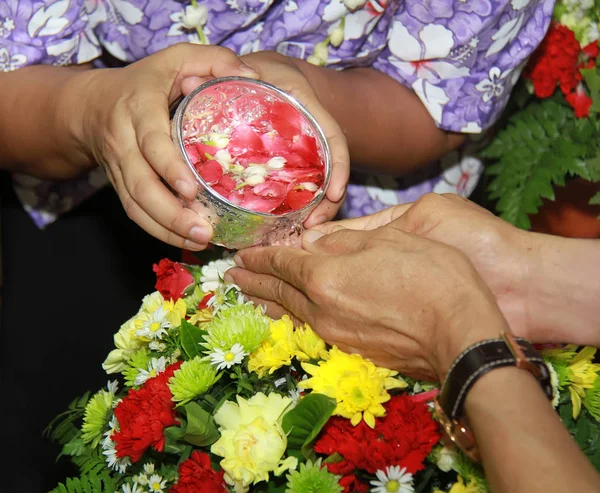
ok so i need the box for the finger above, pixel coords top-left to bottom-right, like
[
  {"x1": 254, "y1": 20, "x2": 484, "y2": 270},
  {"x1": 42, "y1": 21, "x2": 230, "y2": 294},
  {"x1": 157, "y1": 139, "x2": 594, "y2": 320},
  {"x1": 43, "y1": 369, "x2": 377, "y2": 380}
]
[
  {"x1": 302, "y1": 227, "x2": 371, "y2": 255},
  {"x1": 107, "y1": 165, "x2": 208, "y2": 250},
  {"x1": 181, "y1": 75, "x2": 212, "y2": 96},
  {"x1": 119, "y1": 149, "x2": 214, "y2": 246},
  {"x1": 233, "y1": 247, "x2": 314, "y2": 294},
  {"x1": 324, "y1": 130, "x2": 350, "y2": 203},
  {"x1": 132, "y1": 101, "x2": 199, "y2": 202},
  {"x1": 243, "y1": 295, "x2": 304, "y2": 325},
  {"x1": 303, "y1": 193, "x2": 344, "y2": 229},
  {"x1": 225, "y1": 268, "x2": 312, "y2": 322}
]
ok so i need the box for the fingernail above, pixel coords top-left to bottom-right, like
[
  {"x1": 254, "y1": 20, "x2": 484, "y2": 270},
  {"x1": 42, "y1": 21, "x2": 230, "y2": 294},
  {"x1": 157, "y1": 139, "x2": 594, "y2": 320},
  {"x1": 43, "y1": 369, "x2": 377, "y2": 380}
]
[
  {"x1": 183, "y1": 239, "x2": 205, "y2": 251},
  {"x1": 189, "y1": 226, "x2": 210, "y2": 244},
  {"x1": 303, "y1": 229, "x2": 325, "y2": 243},
  {"x1": 233, "y1": 254, "x2": 245, "y2": 268},
  {"x1": 175, "y1": 180, "x2": 196, "y2": 198},
  {"x1": 223, "y1": 272, "x2": 234, "y2": 283},
  {"x1": 239, "y1": 63, "x2": 259, "y2": 77}
]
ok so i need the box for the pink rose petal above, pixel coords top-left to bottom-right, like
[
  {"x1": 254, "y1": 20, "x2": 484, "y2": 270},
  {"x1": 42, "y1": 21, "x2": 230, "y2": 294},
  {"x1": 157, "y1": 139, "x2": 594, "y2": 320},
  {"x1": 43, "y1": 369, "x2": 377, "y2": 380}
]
[
  {"x1": 198, "y1": 160, "x2": 223, "y2": 186},
  {"x1": 286, "y1": 189, "x2": 315, "y2": 211}
]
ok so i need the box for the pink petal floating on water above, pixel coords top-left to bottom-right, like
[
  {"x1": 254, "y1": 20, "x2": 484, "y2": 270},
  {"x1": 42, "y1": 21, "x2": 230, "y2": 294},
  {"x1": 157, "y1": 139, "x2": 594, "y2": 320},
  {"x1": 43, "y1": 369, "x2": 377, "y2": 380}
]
[
  {"x1": 228, "y1": 125, "x2": 265, "y2": 157},
  {"x1": 286, "y1": 188, "x2": 315, "y2": 211},
  {"x1": 198, "y1": 160, "x2": 223, "y2": 186},
  {"x1": 268, "y1": 101, "x2": 303, "y2": 140},
  {"x1": 290, "y1": 135, "x2": 319, "y2": 165}
]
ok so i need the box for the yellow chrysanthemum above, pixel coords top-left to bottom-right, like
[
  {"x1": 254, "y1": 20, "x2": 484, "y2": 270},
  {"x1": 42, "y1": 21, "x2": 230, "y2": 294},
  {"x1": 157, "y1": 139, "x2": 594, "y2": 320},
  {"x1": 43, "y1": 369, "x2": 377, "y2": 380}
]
[
  {"x1": 299, "y1": 347, "x2": 407, "y2": 428},
  {"x1": 248, "y1": 316, "x2": 297, "y2": 378},
  {"x1": 188, "y1": 308, "x2": 213, "y2": 326},
  {"x1": 435, "y1": 477, "x2": 480, "y2": 493},
  {"x1": 293, "y1": 324, "x2": 328, "y2": 362},
  {"x1": 567, "y1": 347, "x2": 600, "y2": 419}
]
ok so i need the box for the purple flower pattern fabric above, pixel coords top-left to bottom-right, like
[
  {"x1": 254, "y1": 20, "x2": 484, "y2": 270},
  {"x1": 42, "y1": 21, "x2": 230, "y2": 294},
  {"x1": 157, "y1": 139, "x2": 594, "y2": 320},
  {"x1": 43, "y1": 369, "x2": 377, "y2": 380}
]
[{"x1": 0, "y1": 0, "x2": 554, "y2": 225}]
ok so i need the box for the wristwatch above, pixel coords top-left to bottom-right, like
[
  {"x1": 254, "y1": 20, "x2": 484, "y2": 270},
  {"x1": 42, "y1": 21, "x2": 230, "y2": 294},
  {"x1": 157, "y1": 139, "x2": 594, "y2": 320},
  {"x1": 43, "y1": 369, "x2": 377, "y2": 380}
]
[{"x1": 433, "y1": 330, "x2": 553, "y2": 462}]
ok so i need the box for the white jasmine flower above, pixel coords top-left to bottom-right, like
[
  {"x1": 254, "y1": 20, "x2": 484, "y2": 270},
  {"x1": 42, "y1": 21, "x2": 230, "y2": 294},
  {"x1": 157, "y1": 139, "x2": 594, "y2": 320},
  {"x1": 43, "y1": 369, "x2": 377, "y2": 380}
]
[
  {"x1": 203, "y1": 132, "x2": 230, "y2": 148},
  {"x1": 370, "y1": 466, "x2": 414, "y2": 493},
  {"x1": 215, "y1": 149, "x2": 233, "y2": 171},
  {"x1": 181, "y1": 4, "x2": 208, "y2": 29},
  {"x1": 134, "y1": 357, "x2": 168, "y2": 386},
  {"x1": 208, "y1": 343, "x2": 247, "y2": 370},
  {"x1": 136, "y1": 306, "x2": 173, "y2": 340},
  {"x1": 147, "y1": 474, "x2": 167, "y2": 493},
  {"x1": 436, "y1": 446, "x2": 456, "y2": 472},
  {"x1": 200, "y1": 256, "x2": 236, "y2": 292},
  {"x1": 266, "y1": 156, "x2": 287, "y2": 169},
  {"x1": 299, "y1": 181, "x2": 319, "y2": 192}
]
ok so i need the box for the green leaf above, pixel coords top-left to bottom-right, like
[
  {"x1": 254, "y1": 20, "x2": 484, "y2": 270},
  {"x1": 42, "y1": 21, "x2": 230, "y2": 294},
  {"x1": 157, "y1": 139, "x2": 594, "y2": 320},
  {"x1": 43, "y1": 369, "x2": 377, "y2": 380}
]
[
  {"x1": 49, "y1": 471, "x2": 117, "y2": 493},
  {"x1": 590, "y1": 192, "x2": 600, "y2": 205},
  {"x1": 282, "y1": 393, "x2": 336, "y2": 460},
  {"x1": 582, "y1": 67, "x2": 600, "y2": 115},
  {"x1": 180, "y1": 319, "x2": 207, "y2": 360},
  {"x1": 182, "y1": 401, "x2": 220, "y2": 447},
  {"x1": 483, "y1": 100, "x2": 599, "y2": 229}
]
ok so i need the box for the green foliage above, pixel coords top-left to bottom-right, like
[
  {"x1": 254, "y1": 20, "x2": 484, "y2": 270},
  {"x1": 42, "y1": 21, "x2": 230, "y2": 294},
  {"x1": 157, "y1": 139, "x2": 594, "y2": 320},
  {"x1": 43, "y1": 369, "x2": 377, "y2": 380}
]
[
  {"x1": 453, "y1": 450, "x2": 489, "y2": 492},
  {"x1": 282, "y1": 393, "x2": 336, "y2": 460},
  {"x1": 582, "y1": 67, "x2": 600, "y2": 116},
  {"x1": 560, "y1": 402, "x2": 600, "y2": 471},
  {"x1": 48, "y1": 472, "x2": 117, "y2": 493},
  {"x1": 182, "y1": 401, "x2": 220, "y2": 447},
  {"x1": 45, "y1": 393, "x2": 90, "y2": 448},
  {"x1": 180, "y1": 319, "x2": 207, "y2": 360},
  {"x1": 483, "y1": 99, "x2": 600, "y2": 229}
]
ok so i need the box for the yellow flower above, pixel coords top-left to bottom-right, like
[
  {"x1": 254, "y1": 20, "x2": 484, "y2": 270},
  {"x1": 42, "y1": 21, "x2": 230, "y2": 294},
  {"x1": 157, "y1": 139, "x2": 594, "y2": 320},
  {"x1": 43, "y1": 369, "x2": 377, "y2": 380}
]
[
  {"x1": 568, "y1": 347, "x2": 600, "y2": 419},
  {"x1": 446, "y1": 477, "x2": 480, "y2": 493},
  {"x1": 248, "y1": 316, "x2": 297, "y2": 378},
  {"x1": 299, "y1": 347, "x2": 407, "y2": 428},
  {"x1": 211, "y1": 393, "x2": 298, "y2": 491},
  {"x1": 103, "y1": 316, "x2": 146, "y2": 373},
  {"x1": 293, "y1": 324, "x2": 328, "y2": 361},
  {"x1": 163, "y1": 298, "x2": 187, "y2": 327},
  {"x1": 188, "y1": 308, "x2": 213, "y2": 326}
]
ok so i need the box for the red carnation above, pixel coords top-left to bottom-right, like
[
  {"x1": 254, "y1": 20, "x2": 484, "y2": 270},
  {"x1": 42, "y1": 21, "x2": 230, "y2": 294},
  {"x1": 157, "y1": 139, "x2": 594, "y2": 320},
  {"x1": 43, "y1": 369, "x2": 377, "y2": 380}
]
[
  {"x1": 169, "y1": 451, "x2": 227, "y2": 493},
  {"x1": 583, "y1": 41, "x2": 599, "y2": 60},
  {"x1": 565, "y1": 86, "x2": 593, "y2": 118},
  {"x1": 315, "y1": 395, "x2": 440, "y2": 476},
  {"x1": 339, "y1": 474, "x2": 369, "y2": 493},
  {"x1": 113, "y1": 362, "x2": 182, "y2": 462},
  {"x1": 525, "y1": 24, "x2": 582, "y2": 97},
  {"x1": 153, "y1": 259, "x2": 195, "y2": 301}
]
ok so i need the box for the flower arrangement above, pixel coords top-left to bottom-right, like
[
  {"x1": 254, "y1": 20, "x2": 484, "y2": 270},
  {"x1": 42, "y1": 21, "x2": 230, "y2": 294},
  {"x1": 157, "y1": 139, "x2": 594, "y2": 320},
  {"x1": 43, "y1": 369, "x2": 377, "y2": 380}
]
[
  {"x1": 483, "y1": 0, "x2": 600, "y2": 229},
  {"x1": 48, "y1": 255, "x2": 600, "y2": 493}
]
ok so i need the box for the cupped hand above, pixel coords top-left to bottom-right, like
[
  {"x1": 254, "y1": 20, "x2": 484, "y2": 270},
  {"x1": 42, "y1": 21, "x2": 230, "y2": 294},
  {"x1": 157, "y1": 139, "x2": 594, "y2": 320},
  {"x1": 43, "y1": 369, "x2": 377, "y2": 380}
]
[
  {"x1": 72, "y1": 43, "x2": 259, "y2": 250},
  {"x1": 306, "y1": 193, "x2": 539, "y2": 341},
  {"x1": 226, "y1": 223, "x2": 506, "y2": 381}
]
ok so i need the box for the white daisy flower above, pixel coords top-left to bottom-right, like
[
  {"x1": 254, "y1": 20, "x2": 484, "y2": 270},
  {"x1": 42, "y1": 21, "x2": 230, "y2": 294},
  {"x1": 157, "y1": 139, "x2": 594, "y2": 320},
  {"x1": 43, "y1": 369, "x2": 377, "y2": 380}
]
[
  {"x1": 122, "y1": 483, "x2": 144, "y2": 493},
  {"x1": 102, "y1": 433, "x2": 131, "y2": 473},
  {"x1": 136, "y1": 306, "x2": 173, "y2": 340},
  {"x1": 288, "y1": 388, "x2": 303, "y2": 406},
  {"x1": 370, "y1": 466, "x2": 414, "y2": 493},
  {"x1": 207, "y1": 282, "x2": 241, "y2": 314},
  {"x1": 200, "y1": 256, "x2": 236, "y2": 292},
  {"x1": 149, "y1": 341, "x2": 167, "y2": 352},
  {"x1": 147, "y1": 474, "x2": 167, "y2": 493},
  {"x1": 134, "y1": 473, "x2": 149, "y2": 486},
  {"x1": 208, "y1": 343, "x2": 247, "y2": 370},
  {"x1": 134, "y1": 357, "x2": 168, "y2": 386},
  {"x1": 106, "y1": 380, "x2": 119, "y2": 395}
]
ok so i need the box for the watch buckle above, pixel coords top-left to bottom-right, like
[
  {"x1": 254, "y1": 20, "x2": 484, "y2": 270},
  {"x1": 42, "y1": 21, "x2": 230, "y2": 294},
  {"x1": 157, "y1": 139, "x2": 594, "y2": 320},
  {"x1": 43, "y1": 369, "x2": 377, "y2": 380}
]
[
  {"x1": 434, "y1": 399, "x2": 481, "y2": 463},
  {"x1": 502, "y1": 330, "x2": 541, "y2": 378}
]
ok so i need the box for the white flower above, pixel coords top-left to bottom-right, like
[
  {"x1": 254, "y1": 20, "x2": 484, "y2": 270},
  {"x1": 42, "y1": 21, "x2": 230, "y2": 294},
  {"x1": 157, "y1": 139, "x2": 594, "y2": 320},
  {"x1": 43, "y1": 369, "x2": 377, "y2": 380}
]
[
  {"x1": 149, "y1": 341, "x2": 168, "y2": 352},
  {"x1": 122, "y1": 484, "x2": 144, "y2": 493},
  {"x1": 215, "y1": 149, "x2": 233, "y2": 171},
  {"x1": 136, "y1": 306, "x2": 173, "y2": 340},
  {"x1": 475, "y1": 67, "x2": 505, "y2": 103},
  {"x1": 208, "y1": 343, "x2": 247, "y2": 370},
  {"x1": 244, "y1": 164, "x2": 269, "y2": 185},
  {"x1": 106, "y1": 380, "x2": 119, "y2": 395},
  {"x1": 200, "y1": 256, "x2": 236, "y2": 292},
  {"x1": 147, "y1": 474, "x2": 168, "y2": 493},
  {"x1": 343, "y1": 0, "x2": 367, "y2": 10},
  {"x1": 288, "y1": 388, "x2": 303, "y2": 406},
  {"x1": 370, "y1": 466, "x2": 414, "y2": 493},
  {"x1": 134, "y1": 357, "x2": 168, "y2": 386},
  {"x1": 207, "y1": 282, "x2": 241, "y2": 314},
  {"x1": 267, "y1": 156, "x2": 287, "y2": 170},
  {"x1": 436, "y1": 446, "x2": 456, "y2": 472},
  {"x1": 181, "y1": 4, "x2": 208, "y2": 29},
  {"x1": 102, "y1": 430, "x2": 131, "y2": 473}
]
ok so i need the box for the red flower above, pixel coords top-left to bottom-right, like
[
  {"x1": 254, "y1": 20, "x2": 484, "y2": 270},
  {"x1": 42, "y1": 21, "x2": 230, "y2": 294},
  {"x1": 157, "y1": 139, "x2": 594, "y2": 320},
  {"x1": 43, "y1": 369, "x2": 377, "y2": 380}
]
[
  {"x1": 113, "y1": 362, "x2": 182, "y2": 462},
  {"x1": 339, "y1": 474, "x2": 369, "y2": 493},
  {"x1": 153, "y1": 259, "x2": 195, "y2": 301},
  {"x1": 565, "y1": 86, "x2": 593, "y2": 118},
  {"x1": 169, "y1": 451, "x2": 227, "y2": 493},
  {"x1": 525, "y1": 24, "x2": 582, "y2": 97},
  {"x1": 583, "y1": 41, "x2": 600, "y2": 60},
  {"x1": 315, "y1": 395, "x2": 440, "y2": 475}
]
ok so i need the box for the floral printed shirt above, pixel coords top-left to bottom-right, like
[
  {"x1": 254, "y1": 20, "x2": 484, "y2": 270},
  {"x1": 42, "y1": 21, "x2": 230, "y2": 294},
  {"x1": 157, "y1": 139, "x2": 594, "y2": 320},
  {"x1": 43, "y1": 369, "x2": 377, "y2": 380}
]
[{"x1": 0, "y1": 0, "x2": 553, "y2": 225}]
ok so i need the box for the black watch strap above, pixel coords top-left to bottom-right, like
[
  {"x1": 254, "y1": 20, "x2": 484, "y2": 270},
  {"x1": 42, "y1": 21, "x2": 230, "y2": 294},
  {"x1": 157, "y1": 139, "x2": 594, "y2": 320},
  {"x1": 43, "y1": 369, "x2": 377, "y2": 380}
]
[{"x1": 438, "y1": 337, "x2": 553, "y2": 420}]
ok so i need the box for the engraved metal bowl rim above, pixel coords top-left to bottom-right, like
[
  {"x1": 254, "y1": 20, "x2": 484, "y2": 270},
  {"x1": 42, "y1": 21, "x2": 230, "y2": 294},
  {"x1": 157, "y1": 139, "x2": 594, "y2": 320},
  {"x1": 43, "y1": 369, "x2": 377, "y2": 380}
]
[{"x1": 173, "y1": 76, "x2": 332, "y2": 218}]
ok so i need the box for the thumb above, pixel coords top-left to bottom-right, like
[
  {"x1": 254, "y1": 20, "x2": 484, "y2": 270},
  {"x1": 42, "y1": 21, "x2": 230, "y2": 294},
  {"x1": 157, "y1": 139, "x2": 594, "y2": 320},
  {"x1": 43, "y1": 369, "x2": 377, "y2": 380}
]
[{"x1": 302, "y1": 226, "x2": 369, "y2": 254}]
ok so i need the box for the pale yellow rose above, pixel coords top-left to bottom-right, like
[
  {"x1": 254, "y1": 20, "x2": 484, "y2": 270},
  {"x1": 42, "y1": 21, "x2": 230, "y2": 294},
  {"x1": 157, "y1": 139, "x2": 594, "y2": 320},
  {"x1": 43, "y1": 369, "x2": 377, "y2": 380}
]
[{"x1": 211, "y1": 393, "x2": 297, "y2": 491}]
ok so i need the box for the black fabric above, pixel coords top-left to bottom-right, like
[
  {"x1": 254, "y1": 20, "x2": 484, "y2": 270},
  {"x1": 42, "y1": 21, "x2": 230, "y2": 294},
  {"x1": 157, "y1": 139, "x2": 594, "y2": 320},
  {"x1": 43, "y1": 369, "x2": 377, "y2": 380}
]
[{"x1": 0, "y1": 172, "x2": 178, "y2": 492}]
